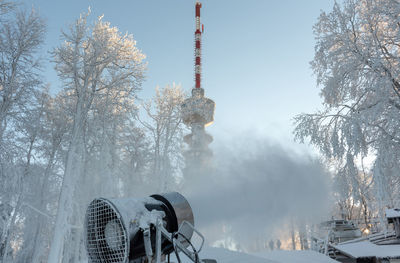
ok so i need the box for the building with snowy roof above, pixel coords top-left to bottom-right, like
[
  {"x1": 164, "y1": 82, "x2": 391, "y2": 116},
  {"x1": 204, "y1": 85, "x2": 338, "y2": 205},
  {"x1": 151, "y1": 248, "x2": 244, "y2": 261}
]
[{"x1": 327, "y1": 208, "x2": 400, "y2": 263}]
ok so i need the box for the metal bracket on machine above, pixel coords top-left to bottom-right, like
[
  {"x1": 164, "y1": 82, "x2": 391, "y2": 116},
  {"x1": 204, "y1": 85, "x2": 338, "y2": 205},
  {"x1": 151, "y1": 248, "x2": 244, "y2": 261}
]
[{"x1": 150, "y1": 218, "x2": 216, "y2": 263}]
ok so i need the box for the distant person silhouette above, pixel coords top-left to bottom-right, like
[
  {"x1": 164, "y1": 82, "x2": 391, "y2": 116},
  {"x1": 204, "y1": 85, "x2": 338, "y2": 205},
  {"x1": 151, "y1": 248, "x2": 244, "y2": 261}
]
[
  {"x1": 276, "y1": 239, "x2": 281, "y2": 250},
  {"x1": 269, "y1": 240, "x2": 274, "y2": 250}
]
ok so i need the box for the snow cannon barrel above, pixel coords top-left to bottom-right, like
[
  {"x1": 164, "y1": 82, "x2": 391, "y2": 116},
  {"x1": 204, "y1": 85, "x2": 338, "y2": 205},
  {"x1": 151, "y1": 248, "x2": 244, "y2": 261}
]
[
  {"x1": 181, "y1": 88, "x2": 215, "y2": 126},
  {"x1": 84, "y1": 192, "x2": 194, "y2": 263}
]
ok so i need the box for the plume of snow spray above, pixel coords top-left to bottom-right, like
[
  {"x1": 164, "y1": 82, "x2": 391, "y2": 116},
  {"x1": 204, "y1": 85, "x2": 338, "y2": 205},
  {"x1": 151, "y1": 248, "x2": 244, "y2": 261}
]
[{"x1": 182, "y1": 137, "x2": 332, "y2": 251}]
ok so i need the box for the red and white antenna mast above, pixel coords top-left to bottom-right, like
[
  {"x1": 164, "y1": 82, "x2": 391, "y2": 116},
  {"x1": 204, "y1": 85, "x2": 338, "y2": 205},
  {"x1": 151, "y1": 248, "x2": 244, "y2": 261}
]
[{"x1": 195, "y1": 1, "x2": 203, "y2": 89}]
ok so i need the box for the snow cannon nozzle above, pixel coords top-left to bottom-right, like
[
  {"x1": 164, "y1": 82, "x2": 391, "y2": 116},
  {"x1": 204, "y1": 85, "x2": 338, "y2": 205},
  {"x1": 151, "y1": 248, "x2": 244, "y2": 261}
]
[{"x1": 84, "y1": 192, "x2": 216, "y2": 263}]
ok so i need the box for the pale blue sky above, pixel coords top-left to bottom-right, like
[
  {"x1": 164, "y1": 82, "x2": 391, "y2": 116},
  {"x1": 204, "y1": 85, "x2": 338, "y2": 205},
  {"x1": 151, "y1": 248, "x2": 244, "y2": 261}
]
[{"x1": 21, "y1": 0, "x2": 334, "y2": 151}]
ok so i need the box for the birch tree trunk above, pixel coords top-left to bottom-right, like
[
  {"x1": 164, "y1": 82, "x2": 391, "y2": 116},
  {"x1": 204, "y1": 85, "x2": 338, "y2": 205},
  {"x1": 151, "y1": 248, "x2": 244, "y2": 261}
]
[{"x1": 48, "y1": 102, "x2": 85, "y2": 262}]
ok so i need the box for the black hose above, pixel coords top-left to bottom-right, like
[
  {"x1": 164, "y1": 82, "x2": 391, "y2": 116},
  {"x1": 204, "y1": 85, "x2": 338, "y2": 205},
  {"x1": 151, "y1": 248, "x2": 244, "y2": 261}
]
[{"x1": 178, "y1": 232, "x2": 199, "y2": 263}]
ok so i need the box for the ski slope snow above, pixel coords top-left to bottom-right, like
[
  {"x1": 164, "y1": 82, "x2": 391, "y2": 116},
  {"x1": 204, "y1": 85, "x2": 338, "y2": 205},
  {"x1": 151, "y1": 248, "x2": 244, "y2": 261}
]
[{"x1": 171, "y1": 247, "x2": 338, "y2": 263}]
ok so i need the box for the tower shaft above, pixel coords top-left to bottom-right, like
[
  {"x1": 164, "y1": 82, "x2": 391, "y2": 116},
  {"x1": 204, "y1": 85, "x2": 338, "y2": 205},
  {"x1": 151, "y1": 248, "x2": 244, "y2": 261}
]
[{"x1": 181, "y1": 1, "x2": 215, "y2": 177}]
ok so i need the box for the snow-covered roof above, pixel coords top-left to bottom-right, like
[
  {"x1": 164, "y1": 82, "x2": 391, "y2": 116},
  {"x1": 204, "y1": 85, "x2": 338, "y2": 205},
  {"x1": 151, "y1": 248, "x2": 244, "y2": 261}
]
[
  {"x1": 333, "y1": 240, "x2": 400, "y2": 258},
  {"x1": 386, "y1": 208, "x2": 400, "y2": 219}
]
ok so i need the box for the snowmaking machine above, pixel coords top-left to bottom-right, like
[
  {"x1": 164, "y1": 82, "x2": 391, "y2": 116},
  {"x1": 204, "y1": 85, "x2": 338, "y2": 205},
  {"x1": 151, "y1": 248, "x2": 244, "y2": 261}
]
[{"x1": 84, "y1": 192, "x2": 216, "y2": 263}]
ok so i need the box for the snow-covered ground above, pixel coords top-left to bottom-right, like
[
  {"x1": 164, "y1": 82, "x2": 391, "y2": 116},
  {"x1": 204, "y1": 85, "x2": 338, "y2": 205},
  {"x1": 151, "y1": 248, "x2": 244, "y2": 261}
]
[
  {"x1": 171, "y1": 247, "x2": 277, "y2": 263},
  {"x1": 171, "y1": 247, "x2": 338, "y2": 263},
  {"x1": 253, "y1": 250, "x2": 339, "y2": 263}
]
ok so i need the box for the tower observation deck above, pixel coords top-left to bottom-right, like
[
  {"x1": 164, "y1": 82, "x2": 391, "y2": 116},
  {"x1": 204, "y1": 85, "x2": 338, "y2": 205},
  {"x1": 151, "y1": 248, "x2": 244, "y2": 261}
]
[{"x1": 181, "y1": 1, "x2": 215, "y2": 173}]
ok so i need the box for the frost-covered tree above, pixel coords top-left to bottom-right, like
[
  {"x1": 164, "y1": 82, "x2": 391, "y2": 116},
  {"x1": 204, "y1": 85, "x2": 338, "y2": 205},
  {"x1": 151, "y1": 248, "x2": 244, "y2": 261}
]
[
  {"x1": 0, "y1": 8, "x2": 45, "y2": 145},
  {"x1": 0, "y1": 3, "x2": 45, "y2": 261},
  {"x1": 294, "y1": 0, "x2": 400, "y2": 225},
  {"x1": 48, "y1": 11, "x2": 146, "y2": 262},
  {"x1": 0, "y1": 4, "x2": 45, "y2": 174},
  {"x1": 7, "y1": 88, "x2": 49, "y2": 263},
  {"x1": 0, "y1": 85, "x2": 57, "y2": 263},
  {"x1": 139, "y1": 84, "x2": 186, "y2": 192},
  {"x1": 110, "y1": 110, "x2": 152, "y2": 197},
  {"x1": 0, "y1": 0, "x2": 14, "y2": 18},
  {"x1": 26, "y1": 90, "x2": 72, "y2": 263},
  {"x1": 82, "y1": 80, "x2": 140, "y2": 195}
]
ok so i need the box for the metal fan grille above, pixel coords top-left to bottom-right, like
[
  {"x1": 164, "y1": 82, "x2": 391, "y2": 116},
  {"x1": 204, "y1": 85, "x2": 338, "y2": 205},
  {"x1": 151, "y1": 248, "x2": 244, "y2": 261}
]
[{"x1": 85, "y1": 199, "x2": 128, "y2": 263}]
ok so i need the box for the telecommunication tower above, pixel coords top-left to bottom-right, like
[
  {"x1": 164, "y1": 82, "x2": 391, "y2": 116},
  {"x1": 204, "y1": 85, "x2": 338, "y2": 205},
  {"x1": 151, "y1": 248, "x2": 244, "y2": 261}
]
[{"x1": 181, "y1": 1, "x2": 215, "y2": 173}]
